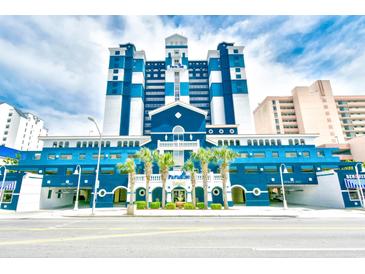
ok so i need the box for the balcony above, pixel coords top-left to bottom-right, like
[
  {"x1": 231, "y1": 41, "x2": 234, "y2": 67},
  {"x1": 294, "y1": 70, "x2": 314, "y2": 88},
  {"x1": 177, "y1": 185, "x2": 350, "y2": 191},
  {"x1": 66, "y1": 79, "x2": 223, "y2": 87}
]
[{"x1": 157, "y1": 140, "x2": 200, "y2": 151}]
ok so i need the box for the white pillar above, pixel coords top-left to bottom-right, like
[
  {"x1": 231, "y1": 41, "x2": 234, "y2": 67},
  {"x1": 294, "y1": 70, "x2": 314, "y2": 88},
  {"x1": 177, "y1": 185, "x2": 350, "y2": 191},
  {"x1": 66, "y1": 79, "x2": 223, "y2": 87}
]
[
  {"x1": 187, "y1": 191, "x2": 192, "y2": 202},
  {"x1": 166, "y1": 191, "x2": 172, "y2": 202}
]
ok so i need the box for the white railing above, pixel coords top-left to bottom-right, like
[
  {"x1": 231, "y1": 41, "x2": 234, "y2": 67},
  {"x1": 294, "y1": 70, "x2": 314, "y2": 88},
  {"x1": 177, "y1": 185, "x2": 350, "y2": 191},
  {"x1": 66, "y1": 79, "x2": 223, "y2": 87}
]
[
  {"x1": 134, "y1": 172, "x2": 222, "y2": 184},
  {"x1": 158, "y1": 140, "x2": 200, "y2": 150}
]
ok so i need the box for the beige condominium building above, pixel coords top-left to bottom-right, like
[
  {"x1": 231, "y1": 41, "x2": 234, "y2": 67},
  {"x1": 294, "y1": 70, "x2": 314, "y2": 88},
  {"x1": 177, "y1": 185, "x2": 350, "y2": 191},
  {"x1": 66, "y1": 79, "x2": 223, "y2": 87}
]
[{"x1": 254, "y1": 80, "x2": 365, "y2": 146}]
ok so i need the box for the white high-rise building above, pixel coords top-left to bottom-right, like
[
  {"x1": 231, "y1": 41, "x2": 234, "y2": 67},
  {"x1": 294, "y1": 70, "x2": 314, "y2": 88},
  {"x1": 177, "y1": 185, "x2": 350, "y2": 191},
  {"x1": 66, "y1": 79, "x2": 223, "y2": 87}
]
[{"x1": 0, "y1": 102, "x2": 48, "y2": 151}]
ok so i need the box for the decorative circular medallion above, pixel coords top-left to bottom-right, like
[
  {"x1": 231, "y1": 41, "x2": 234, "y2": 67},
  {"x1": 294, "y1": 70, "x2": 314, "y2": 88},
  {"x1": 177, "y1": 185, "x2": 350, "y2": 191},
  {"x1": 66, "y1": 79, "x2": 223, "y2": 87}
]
[{"x1": 252, "y1": 188, "x2": 261, "y2": 196}]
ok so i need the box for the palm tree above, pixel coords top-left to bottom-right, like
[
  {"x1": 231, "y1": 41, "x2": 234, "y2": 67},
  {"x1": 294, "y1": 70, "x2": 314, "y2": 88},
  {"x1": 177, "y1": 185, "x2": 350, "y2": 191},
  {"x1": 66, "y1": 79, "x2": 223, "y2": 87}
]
[
  {"x1": 136, "y1": 147, "x2": 154, "y2": 208},
  {"x1": 191, "y1": 148, "x2": 213, "y2": 209},
  {"x1": 117, "y1": 158, "x2": 136, "y2": 207},
  {"x1": 153, "y1": 151, "x2": 174, "y2": 208},
  {"x1": 183, "y1": 159, "x2": 197, "y2": 207},
  {"x1": 213, "y1": 147, "x2": 238, "y2": 210}
]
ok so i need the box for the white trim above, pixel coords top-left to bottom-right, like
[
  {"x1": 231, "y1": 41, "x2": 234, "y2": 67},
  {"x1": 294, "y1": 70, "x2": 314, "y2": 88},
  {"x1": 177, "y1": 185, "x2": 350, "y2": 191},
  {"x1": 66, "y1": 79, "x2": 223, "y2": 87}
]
[
  {"x1": 112, "y1": 186, "x2": 128, "y2": 194},
  {"x1": 149, "y1": 100, "x2": 207, "y2": 117}
]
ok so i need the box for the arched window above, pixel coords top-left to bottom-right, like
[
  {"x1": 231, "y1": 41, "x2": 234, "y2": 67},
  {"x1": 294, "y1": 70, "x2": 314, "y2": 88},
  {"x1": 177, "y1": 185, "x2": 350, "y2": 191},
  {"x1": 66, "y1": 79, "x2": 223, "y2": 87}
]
[
  {"x1": 135, "y1": 141, "x2": 140, "y2": 147},
  {"x1": 76, "y1": 141, "x2": 81, "y2": 148},
  {"x1": 88, "y1": 141, "x2": 93, "y2": 147},
  {"x1": 117, "y1": 141, "x2": 122, "y2": 147},
  {"x1": 172, "y1": 125, "x2": 185, "y2": 141},
  {"x1": 106, "y1": 141, "x2": 111, "y2": 147},
  {"x1": 247, "y1": 140, "x2": 252, "y2": 146},
  {"x1": 218, "y1": 140, "x2": 223, "y2": 146},
  {"x1": 235, "y1": 140, "x2": 240, "y2": 146},
  {"x1": 300, "y1": 139, "x2": 305, "y2": 145},
  {"x1": 58, "y1": 141, "x2": 63, "y2": 148},
  {"x1": 289, "y1": 139, "x2": 294, "y2": 145},
  {"x1": 94, "y1": 141, "x2": 99, "y2": 148},
  {"x1": 53, "y1": 142, "x2": 57, "y2": 148},
  {"x1": 253, "y1": 139, "x2": 258, "y2": 146},
  {"x1": 129, "y1": 141, "x2": 134, "y2": 147},
  {"x1": 265, "y1": 139, "x2": 270, "y2": 146},
  {"x1": 294, "y1": 139, "x2": 299, "y2": 145},
  {"x1": 82, "y1": 141, "x2": 87, "y2": 148},
  {"x1": 270, "y1": 139, "x2": 276, "y2": 146},
  {"x1": 277, "y1": 139, "x2": 282, "y2": 146},
  {"x1": 229, "y1": 140, "x2": 234, "y2": 146},
  {"x1": 224, "y1": 140, "x2": 228, "y2": 146},
  {"x1": 259, "y1": 139, "x2": 264, "y2": 146},
  {"x1": 64, "y1": 141, "x2": 69, "y2": 148}
]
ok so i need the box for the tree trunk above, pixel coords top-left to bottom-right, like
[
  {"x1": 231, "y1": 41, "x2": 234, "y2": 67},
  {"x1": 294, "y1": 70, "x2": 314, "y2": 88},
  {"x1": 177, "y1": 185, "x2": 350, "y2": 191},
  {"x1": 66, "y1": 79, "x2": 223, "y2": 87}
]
[
  {"x1": 145, "y1": 165, "x2": 151, "y2": 208},
  {"x1": 222, "y1": 164, "x2": 229, "y2": 210},
  {"x1": 191, "y1": 172, "x2": 196, "y2": 207},
  {"x1": 162, "y1": 168, "x2": 167, "y2": 208},
  {"x1": 129, "y1": 172, "x2": 136, "y2": 205},
  {"x1": 202, "y1": 163, "x2": 209, "y2": 209}
]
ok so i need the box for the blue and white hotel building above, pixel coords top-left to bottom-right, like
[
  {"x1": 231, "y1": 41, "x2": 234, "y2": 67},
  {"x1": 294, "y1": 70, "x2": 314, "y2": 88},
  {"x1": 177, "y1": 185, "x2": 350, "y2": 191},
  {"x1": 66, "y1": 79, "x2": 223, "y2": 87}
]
[{"x1": 1, "y1": 34, "x2": 365, "y2": 211}]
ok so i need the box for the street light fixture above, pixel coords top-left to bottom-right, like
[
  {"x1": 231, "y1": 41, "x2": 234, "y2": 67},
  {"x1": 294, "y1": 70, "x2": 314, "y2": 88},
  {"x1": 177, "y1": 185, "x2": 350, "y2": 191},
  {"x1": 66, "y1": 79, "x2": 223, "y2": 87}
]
[
  {"x1": 279, "y1": 163, "x2": 288, "y2": 210},
  {"x1": 73, "y1": 165, "x2": 82, "y2": 211},
  {"x1": 88, "y1": 116, "x2": 102, "y2": 216},
  {"x1": 354, "y1": 162, "x2": 365, "y2": 208},
  {"x1": 0, "y1": 165, "x2": 8, "y2": 209}
]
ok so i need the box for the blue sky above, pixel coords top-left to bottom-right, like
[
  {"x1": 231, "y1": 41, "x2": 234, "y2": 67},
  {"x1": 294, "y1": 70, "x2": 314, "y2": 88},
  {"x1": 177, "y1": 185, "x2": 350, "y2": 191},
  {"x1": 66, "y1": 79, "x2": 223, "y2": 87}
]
[{"x1": 0, "y1": 16, "x2": 364, "y2": 135}]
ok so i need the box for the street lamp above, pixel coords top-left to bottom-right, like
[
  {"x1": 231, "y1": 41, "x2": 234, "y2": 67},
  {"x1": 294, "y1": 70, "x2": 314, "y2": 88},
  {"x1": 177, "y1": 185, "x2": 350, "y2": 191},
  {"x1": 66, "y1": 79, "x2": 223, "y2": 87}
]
[
  {"x1": 279, "y1": 163, "x2": 288, "y2": 210},
  {"x1": 354, "y1": 162, "x2": 365, "y2": 208},
  {"x1": 73, "y1": 165, "x2": 82, "y2": 211},
  {"x1": 0, "y1": 165, "x2": 8, "y2": 209},
  {"x1": 88, "y1": 116, "x2": 102, "y2": 216}
]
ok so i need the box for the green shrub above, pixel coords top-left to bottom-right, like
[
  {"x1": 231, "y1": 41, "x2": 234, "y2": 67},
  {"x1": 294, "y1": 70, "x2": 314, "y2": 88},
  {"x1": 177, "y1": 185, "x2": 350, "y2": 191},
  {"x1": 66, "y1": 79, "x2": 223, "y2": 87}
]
[
  {"x1": 165, "y1": 202, "x2": 176, "y2": 210},
  {"x1": 183, "y1": 202, "x2": 195, "y2": 210},
  {"x1": 210, "y1": 203, "x2": 222, "y2": 210},
  {"x1": 196, "y1": 202, "x2": 205, "y2": 209},
  {"x1": 135, "y1": 201, "x2": 147, "y2": 210},
  {"x1": 150, "y1": 202, "x2": 160, "y2": 209}
]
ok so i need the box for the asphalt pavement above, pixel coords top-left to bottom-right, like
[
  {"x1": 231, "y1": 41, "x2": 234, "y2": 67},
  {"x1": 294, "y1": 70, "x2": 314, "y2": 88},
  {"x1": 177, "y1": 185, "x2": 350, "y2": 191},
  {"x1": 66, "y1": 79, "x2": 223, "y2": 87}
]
[{"x1": 1, "y1": 216, "x2": 365, "y2": 257}]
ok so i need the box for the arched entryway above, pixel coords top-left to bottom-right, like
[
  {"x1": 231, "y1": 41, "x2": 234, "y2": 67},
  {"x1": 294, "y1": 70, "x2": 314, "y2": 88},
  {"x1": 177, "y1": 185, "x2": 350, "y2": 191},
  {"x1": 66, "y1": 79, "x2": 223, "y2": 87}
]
[
  {"x1": 231, "y1": 186, "x2": 246, "y2": 205},
  {"x1": 152, "y1": 187, "x2": 163, "y2": 203},
  {"x1": 113, "y1": 187, "x2": 127, "y2": 207},
  {"x1": 172, "y1": 186, "x2": 187, "y2": 202},
  {"x1": 136, "y1": 187, "x2": 146, "y2": 202},
  {"x1": 211, "y1": 187, "x2": 223, "y2": 205},
  {"x1": 195, "y1": 187, "x2": 204, "y2": 204}
]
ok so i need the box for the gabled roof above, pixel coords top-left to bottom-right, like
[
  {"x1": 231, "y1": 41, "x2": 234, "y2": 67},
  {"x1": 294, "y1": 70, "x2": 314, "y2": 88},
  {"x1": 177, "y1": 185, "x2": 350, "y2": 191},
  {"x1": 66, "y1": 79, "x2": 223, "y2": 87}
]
[
  {"x1": 165, "y1": 33, "x2": 187, "y2": 42},
  {"x1": 149, "y1": 100, "x2": 208, "y2": 118}
]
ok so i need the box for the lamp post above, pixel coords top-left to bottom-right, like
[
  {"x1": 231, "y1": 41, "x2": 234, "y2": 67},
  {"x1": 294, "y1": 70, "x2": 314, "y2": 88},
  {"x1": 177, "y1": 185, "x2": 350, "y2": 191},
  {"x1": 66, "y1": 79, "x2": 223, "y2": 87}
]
[
  {"x1": 73, "y1": 165, "x2": 82, "y2": 211},
  {"x1": 279, "y1": 163, "x2": 288, "y2": 210},
  {"x1": 0, "y1": 165, "x2": 8, "y2": 209},
  {"x1": 354, "y1": 163, "x2": 365, "y2": 208},
  {"x1": 88, "y1": 116, "x2": 102, "y2": 216}
]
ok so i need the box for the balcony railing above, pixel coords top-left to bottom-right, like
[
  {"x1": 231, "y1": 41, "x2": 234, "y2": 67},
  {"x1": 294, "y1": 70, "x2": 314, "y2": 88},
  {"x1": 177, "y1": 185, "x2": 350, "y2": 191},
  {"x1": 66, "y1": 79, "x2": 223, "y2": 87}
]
[
  {"x1": 135, "y1": 172, "x2": 222, "y2": 184},
  {"x1": 157, "y1": 140, "x2": 200, "y2": 150}
]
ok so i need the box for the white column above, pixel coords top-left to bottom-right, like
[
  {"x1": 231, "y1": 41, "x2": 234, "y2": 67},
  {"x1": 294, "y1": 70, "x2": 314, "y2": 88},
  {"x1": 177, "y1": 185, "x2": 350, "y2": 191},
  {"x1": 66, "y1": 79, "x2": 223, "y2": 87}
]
[
  {"x1": 166, "y1": 191, "x2": 172, "y2": 202},
  {"x1": 186, "y1": 191, "x2": 192, "y2": 202}
]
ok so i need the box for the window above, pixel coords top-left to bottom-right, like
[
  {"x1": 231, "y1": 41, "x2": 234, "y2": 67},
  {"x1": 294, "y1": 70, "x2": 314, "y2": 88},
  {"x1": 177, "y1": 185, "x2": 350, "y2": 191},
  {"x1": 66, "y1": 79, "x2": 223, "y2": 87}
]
[
  {"x1": 218, "y1": 140, "x2": 223, "y2": 146},
  {"x1": 47, "y1": 189, "x2": 52, "y2": 199},
  {"x1": 66, "y1": 168, "x2": 74, "y2": 176},
  {"x1": 88, "y1": 141, "x2": 93, "y2": 147},
  {"x1": 348, "y1": 189, "x2": 360, "y2": 201},
  {"x1": 113, "y1": 69, "x2": 119, "y2": 73},
  {"x1": 233, "y1": 49, "x2": 239, "y2": 53},
  {"x1": 247, "y1": 140, "x2": 252, "y2": 146},
  {"x1": 239, "y1": 152, "x2": 249, "y2": 158},
  {"x1": 110, "y1": 153, "x2": 121, "y2": 159},
  {"x1": 48, "y1": 154, "x2": 56, "y2": 160},
  {"x1": 101, "y1": 167, "x2": 115, "y2": 175},
  {"x1": 57, "y1": 190, "x2": 62, "y2": 199},
  {"x1": 115, "y1": 51, "x2": 120, "y2": 55},
  {"x1": 229, "y1": 165, "x2": 238, "y2": 174},
  {"x1": 45, "y1": 168, "x2": 58, "y2": 175},
  {"x1": 117, "y1": 141, "x2": 122, "y2": 147},
  {"x1": 317, "y1": 151, "x2": 325, "y2": 157},
  {"x1": 244, "y1": 166, "x2": 258, "y2": 173},
  {"x1": 272, "y1": 152, "x2": 279, "y2": 158},
  {"x1": 60, "y1": 154, "x2": 72, "y2": 160},
  {"x1": 235, "y1": 140, "x2": 240, "y2": 146},
  {"x1": 264, "y1": 165, "x2": 278, "y2": 173},
  {"x1": 253, "y1": 152, "x2": 265, "y2": 158},
  {"x1": 92, "y1": 154, "x2": 105, "y2": 160},
  {"x1": 82, "y1": 141, "x2": 87, "y2": 148},
  {"x1": 288, "y1": 139, "x2": 294, "y2": 145},
  {"x1": 33, "y1": 153, "x2": 41, "y2": 160},
  {"x1": 300, "y1": 165, "x2": 314, "y2": 173},
  {"x1": 2, "y1": 190, "x2": 13, "y2": 203},
  {"x1": 82, "y1": 167, "x2": 95, "y2": 174},
  {"x1": 235, "y1": 68, "x2": 240, "y2": 72},
  {"x1": 64, "y1": 141, "x2": 70, "y2": 148},
  {"x1": 106, "y1": 141, "x2": 111, "y2": 147},
  {"x1": 76, "y1": 141, "x2": 81, "y2": 148},
  {"x1": 79, "y1": 153, "x2": 86, "y2": 160},
  {"x1": 236, "y1": 74, "x2": 241, "y2": 79},
  {"x1": 285, "y1": 152, "x2": 297, "y2": 158},
  {"x1": 113, "y1": 76, "x2": 118, "y2": 80},
  {"x1": 303, "y1": 151, "x2": 310, "y2": 157}
]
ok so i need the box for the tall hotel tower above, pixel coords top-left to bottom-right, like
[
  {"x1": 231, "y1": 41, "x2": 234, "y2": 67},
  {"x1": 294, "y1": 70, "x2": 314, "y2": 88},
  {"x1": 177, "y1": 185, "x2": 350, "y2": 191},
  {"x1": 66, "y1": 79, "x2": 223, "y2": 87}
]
[{"x1": 102, "y1": 34, "x2": 253, "y2": 136}]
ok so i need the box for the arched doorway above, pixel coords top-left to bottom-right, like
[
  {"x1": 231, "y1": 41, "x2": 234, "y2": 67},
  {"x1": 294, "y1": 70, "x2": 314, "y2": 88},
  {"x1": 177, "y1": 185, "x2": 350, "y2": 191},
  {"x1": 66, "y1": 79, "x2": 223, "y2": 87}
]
[
  {"x1": 136, "y1": 187, "x2": 146, "y2": 202},
  {"x1": 211, "y1": 187, "x2": 223, "y2": 205},
  {"x1": 172, "y1": 186, "x2": 187, "y2": 202},
  {"x1": 113, "y1": 187, "x2": 127, "y2": 207},
  {"x1": 152, "y1": 187, "x2": 163, "y2": 203},
  {"x1": 231, "y1": 186, "x2": 246, "y2": 205},
  {"x1": 195, "y1": 187, "x2": 204, "y2": 204}
]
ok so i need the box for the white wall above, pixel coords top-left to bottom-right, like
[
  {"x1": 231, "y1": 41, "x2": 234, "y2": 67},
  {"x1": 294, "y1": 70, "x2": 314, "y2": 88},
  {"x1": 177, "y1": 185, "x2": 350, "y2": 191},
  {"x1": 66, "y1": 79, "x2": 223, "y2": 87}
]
[
  {"x1": 102, "y1": 95, "x2": 122, "y2": 135},
  {"x1": 286, "y1": 171, "x2": 345, "y2": 208},
  {"x1": 128, "y1": 98, "x2": 144, "y2": 135},
  {"x1": 40, "y1": 187, "x2": 75, "y2": 209},
  {"x1": 16, "y1": 173, "x2": 43, "y2": 212},
  {"x1": 210, "y1": 97, "x2": 226, "y2": 125},
  {"x1": 232, "y1": 94, "x2": 254, "y2": 134}
]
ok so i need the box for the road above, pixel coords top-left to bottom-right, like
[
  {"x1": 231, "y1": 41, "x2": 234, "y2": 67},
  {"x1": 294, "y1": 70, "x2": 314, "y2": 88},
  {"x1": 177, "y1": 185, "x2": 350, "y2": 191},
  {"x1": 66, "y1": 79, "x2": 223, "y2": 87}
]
[{"x1": 0, "y1": 217, "x2": 365, "y2": 257}]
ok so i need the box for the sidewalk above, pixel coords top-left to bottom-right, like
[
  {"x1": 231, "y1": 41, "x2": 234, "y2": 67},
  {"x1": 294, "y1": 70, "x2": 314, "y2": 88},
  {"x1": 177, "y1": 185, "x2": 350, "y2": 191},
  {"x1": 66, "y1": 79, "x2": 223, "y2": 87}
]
[{"x1": 1, "y1": 206, "x2": 365, "y2": 219}]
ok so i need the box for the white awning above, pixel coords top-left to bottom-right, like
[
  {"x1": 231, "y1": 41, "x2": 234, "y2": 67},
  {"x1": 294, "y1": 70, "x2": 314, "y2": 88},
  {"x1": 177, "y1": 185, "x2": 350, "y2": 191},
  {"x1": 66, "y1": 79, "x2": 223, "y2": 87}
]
[
  {"x1": 344, "y1": 179, "x2": 365, "y2": 189},
  {"x1": 0, "y1": 181, "x2": 16, "y2": 191}
]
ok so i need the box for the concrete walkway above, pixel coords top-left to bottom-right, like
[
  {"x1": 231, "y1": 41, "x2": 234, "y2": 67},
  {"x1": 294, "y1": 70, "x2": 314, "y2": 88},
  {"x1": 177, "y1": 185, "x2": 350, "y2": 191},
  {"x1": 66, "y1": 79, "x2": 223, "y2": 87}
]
[{"x1": 1, "y1": 205, "x2": 365, "y2": 219}]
